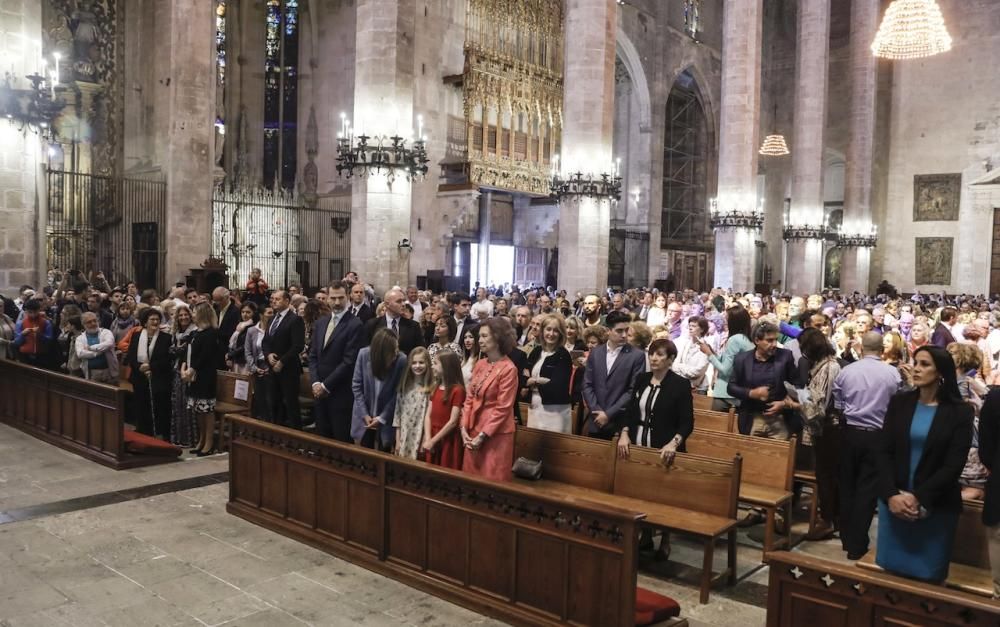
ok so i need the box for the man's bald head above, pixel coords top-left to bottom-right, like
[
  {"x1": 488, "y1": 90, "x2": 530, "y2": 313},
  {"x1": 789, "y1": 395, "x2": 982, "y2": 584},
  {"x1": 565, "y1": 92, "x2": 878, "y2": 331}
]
[
  {"x1": 861, "y1": 331, "x2": 884, "y2": 355},
  {"x1": 384, "y1": 289, "x2": 405, "y2": 317}
]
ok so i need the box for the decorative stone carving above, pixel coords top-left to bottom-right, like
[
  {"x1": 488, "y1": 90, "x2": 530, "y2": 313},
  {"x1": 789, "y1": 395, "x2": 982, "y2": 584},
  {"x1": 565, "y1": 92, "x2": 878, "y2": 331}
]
[
  {"x1": 913, "y1": 173, "x2": 962, "y2": 221},
  {"x1": 915, "y1": 237, "x2": 953, "y2": 285}
]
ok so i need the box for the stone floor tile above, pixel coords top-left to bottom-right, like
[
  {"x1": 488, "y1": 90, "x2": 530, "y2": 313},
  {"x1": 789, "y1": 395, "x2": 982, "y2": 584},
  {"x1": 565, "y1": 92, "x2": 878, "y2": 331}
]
[
  {"x1": 185, "y1": 591, "x2": 271, "y2": 626},
  {"x1": 383, "y1": 595, "x2": 488, "y2": 626},
  {"x1": 197, "y1": 548, "x2": 298, "y2": 589},
  {"x1": 149, "y1": 569, "x2": 242, "y2": 608},
  {"x1": 216, "y1": 608, "x2": 309, "y2": 626},
  {"x1": 98, "y1": 596, "x2": 196, "y2": 627},
  {"x1": 0, "y1": 576, "x2": 69, "y2": 618},
  {"x1": 245, "y1": 572, "x2": 367, "y2": 625},
  {"x1": 62, "y1": 575, "x2": 149, "y2": 614},
  {"x1": 115, "y1": 554, "x2": 197, "y2": 587}
]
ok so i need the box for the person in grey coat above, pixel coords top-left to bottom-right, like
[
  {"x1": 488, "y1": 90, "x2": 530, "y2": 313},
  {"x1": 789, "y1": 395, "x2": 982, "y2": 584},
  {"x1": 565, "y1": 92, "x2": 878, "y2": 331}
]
[{"x1": 351, "y1": 328, "x2": 408, "y2": 450}]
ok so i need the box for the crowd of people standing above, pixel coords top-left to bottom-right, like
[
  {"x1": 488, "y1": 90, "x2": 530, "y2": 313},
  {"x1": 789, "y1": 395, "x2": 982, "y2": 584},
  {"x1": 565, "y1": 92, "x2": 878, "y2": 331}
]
[{"x1": 4, "y1": 269, "x2": 1000, "y2": 594}]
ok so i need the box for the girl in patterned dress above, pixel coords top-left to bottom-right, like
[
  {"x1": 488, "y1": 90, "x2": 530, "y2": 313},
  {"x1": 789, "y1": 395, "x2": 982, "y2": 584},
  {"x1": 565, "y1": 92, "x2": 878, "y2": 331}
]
[{"x1": 393, "y1": 347, "x2": 432, "y2": 459}]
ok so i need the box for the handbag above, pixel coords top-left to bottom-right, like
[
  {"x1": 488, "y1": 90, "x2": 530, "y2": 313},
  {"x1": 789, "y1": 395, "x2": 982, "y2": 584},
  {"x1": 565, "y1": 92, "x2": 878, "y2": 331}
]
[{"x1": 512, "y1": 457, "x2": 543, "y2": 481}]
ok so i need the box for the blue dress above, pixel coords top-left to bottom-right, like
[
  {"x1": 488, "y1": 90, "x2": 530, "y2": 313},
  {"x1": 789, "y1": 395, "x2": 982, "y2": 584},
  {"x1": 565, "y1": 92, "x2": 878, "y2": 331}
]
[{"x1": 875, "y1": 403, "x2": 959, "y2": 582}]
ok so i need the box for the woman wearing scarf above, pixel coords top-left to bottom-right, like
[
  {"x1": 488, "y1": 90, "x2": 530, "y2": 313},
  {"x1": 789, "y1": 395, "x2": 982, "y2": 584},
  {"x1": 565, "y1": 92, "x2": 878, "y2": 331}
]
[
  {"x1": 110, "y1": 302, "x2": 137, "y2": 345},
  {"x1": 126, "y1": 308, "x2": 173, "y2": 438},
  {"x1": 169, "y1": 304, "x2": 198, "y2": 447}
]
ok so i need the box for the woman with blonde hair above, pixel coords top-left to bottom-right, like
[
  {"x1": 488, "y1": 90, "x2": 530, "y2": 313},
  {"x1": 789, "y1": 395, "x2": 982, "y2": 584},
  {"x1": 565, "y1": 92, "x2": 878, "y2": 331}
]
[
  {"x1": 393, "y1": 347, "x2": 433, "y2": 459},
  {"x1": 947, "y1": 342, "x2": 989, "y2": 500},
  {"x1": 181, "y1": 303, "x2": 221, "y2": 455},
  {"x1": 169, "y1": 303, "x2": 198, "y2": 447},
  {"x1": 525, "y1": 314, "x2": 573, "y2": 433}
]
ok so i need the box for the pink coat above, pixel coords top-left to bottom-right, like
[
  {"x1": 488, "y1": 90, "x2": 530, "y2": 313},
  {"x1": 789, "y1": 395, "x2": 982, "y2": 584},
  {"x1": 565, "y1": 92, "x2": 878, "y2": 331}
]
[{"x1": 461, "y1": 357, "x2": 518, "y2": 481}]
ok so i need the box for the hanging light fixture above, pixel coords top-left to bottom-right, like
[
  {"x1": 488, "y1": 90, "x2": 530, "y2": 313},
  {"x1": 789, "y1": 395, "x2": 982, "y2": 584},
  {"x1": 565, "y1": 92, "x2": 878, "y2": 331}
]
[
  {"x1": 872, "y1": 0, "x2": 952, "y2": 60},
  {"x1": 759, "y1": 105, "x2": 789, "y2": 157}
]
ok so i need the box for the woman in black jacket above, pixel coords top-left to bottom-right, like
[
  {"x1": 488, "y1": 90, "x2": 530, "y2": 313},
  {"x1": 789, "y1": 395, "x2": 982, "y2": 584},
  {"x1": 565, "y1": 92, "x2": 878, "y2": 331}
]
[
  {"x1": 875, "y1": 345, "x2": 973, "y2": 582},
  {"x1": 127, "y1": 308, "x2": 173, "y2": 438},
  {"x1": 616, "y1": 338, "x2": 694, "y2": 461},
  {"x1": 182, "y1": 303, "x2": 221, "y2": 456},
  {"x1": 524, "y1": 314, "x2": 574, "y2": 433}
]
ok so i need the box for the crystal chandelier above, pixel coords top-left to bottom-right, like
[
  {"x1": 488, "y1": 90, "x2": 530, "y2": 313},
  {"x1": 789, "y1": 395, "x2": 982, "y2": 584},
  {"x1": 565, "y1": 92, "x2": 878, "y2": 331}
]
[
  {"x1": 759, "y1": 134, "x2": 790, "y2": 157},
  {"x1": 872, "y1": 0, "x2": 952, "y2": 60},
  {"x1": 335, "y1": 113, "x2": 430, "y2": 183}
]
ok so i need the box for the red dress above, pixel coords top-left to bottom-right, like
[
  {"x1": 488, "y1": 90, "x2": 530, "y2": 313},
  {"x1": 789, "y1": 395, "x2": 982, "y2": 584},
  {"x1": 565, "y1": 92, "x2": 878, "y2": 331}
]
[{"x1": 423, "y1": 386, "x2": 466, "y2": 470}]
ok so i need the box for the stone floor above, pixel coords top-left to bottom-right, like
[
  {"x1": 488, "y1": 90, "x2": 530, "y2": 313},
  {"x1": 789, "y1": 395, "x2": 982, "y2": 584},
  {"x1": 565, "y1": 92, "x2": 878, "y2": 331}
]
[{"x1": 0, "y1": 422, "x2": 856, "y2": 626}]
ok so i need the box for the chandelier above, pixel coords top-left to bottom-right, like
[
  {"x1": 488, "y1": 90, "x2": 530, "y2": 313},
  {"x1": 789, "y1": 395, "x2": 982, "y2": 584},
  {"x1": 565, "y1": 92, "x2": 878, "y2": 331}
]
[
  {"x1": 782, "y1": 224, "x2": 827, "y2": 241},
  {"x1": 838, "y1": 223, "x2": 879, "y2": 248},
  {"x1": 759, "y1": 134, "x2": 790, "y2": 157},
  {"x1": 709, "y1": 198, "x2": 764, "y2": 231},
  {"x1": 335, "y1": 113, "x2": 430, "y2": 183},
  {"x1": 550, "y1": 155, "x2": 622, "y2": 202},
  {"x1": 0, "y1": 52, "x2": 65, "y2": 140},
  {"x1": 872, "y1": 0, "x2": 952, "y2": 60}
]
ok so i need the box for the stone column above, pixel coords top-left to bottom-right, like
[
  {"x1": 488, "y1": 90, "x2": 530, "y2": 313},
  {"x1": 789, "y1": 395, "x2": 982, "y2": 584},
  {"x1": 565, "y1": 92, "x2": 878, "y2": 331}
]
[
  {"x1": 714, "y1": 0, "x2": 764, "y2": 292},
  {"x1": 163, "y1": 0, "x2": 216, "y2": 284},
  {"x1": 840, "y1": 0, "x2": 880, "y2": 294},
  {"x1": 349, "y1": 0, "x2": 415, "y2": 293},
  {"x1": 557, "y1": 0, "x2": 616, "y2": 296},
  {"x1": 784, "y1": 0, "x2": 831, "y2": 295}
]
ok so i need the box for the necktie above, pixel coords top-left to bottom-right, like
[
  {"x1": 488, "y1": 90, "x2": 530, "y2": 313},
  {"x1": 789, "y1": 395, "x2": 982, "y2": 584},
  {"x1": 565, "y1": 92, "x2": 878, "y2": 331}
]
[
  {"x1": 391, "y1": 318, "x2": 398, "y2": 335},
  {"x1": 270, "y1": 311, "x2": 282, "y2": 333},
  {"x1": 323, "y1": 314, "x2": 338, "y2": 347}
]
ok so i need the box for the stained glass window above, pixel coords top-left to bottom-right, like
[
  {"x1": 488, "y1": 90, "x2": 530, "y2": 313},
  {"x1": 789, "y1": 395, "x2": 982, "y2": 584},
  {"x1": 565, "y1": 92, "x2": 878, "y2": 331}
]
[
  {"x1": 684, "y1": 0, "x2": 701, "y2": 40},
  {"x1": 263, "y1": 0, "x2": 298, "y2": 189}
]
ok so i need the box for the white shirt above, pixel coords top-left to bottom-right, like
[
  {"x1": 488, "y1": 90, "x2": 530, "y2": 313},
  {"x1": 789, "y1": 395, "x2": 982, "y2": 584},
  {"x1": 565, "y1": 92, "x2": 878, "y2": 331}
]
[
  {"x1": 672, "y1": 334, "x2": 710, "y2": 390},
  {"x1": 470, "y1": 300, "x2": 494, "y2": 320},
  {"x1": 606, "y1": 342, "x2": 623, "y2": 373},
  {"x1": 408, "y1": 299, "x2": 424, "y2": 322},
  {"x1": 384, "y1": 313, "x2": 401, "y2": 332}
]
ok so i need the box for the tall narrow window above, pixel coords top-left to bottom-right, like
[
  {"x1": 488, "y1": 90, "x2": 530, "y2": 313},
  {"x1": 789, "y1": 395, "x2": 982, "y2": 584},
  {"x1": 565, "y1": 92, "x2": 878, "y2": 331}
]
[
  {"x1": 215, "y1": 1, "x2": 227, "y2": 167},
  {"x1": 263, "y1": 0, "x2": 299, "y2": 190},
  {"x1": 684, "y1": 0, "x2": 701, "y2": 40},
  {"x1": 662, "y1": 70, "x2": 711, "y2": 251}
]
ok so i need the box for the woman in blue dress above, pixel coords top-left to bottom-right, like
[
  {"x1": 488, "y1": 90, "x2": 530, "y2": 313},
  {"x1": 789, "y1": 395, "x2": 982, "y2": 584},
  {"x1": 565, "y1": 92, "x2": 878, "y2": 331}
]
[{"x1": 875, "y1": 345, "x2": 974, "y2": 582}]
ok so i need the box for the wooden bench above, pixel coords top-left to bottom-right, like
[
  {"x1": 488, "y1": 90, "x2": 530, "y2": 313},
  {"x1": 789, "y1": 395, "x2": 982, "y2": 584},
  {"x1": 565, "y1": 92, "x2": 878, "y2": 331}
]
[
  {"x1": 857, "y1": 499, "x2": 993, "y2": 598},
  {"x1": 692, "y1": 393, "x2": 714, "y2": 412},
  {"x1": 684, "y1": 428, "x2": 796, "y2": 555},
  {"x1": 794, "y1": 468, "x2": 820, "y2": 536},
  {"x1": 214, "y1": 371, "x2": 253, "y2": 450},
  {"x1": 0, "y1": 359, "x2": 176, "y2": 470},
  {"x1": 766, "y1": 550, "x2": 1000, "y2": 626},
  {"x1": 693, "y1": 408, "x2": 736, "y2": 433},
  {"x1": 514, "y1": 426, "x2": 742, "y2": 603},
  {"x1": 227, "y1": 415, "x2": 646, "y2": 626}
]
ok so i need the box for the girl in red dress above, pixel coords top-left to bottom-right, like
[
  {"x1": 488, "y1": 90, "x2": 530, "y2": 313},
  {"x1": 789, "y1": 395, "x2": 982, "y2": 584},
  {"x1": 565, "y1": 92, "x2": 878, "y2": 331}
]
[{"x1": 422, "y1": 350, "x2": 466, "y2": 470}]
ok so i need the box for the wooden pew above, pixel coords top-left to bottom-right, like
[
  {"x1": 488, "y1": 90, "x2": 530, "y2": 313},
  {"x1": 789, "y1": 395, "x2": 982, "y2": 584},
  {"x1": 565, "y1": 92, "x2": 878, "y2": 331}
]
[
  {"x1": 857, "y1": 499, "x2": 993, "y2": 597},
  {"x1": 226, "y1": 415, "x2": 644, "y2": 626},
  {"x1": 514, "y1": 426, "x2": 741, "y2": 603},
  {"x1": 693, "y1": 408, "x2": 736, "y2": 433},
  {"x1": 684, "y1": 428, "x2": 796, "y2": 554},
  {"x1": 0, "y1": 359, "x2": 175, "y2": 470},
  {"x1": 794, "y1": 468, "x2": 821, "y2": 536},
  {"x1": 766, "y1": 550, "x2": 1000, "y2": 626},
  {"x1": 214, "y1": 371, "x2": 253, "y2": 450},
  {"x1": 691, "y1": 393, "x2": 714, "y2": 412}
]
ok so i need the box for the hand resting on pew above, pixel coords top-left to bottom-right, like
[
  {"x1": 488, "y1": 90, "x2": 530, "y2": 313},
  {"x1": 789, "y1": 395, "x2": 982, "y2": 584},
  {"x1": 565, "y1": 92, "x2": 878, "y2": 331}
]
[{"x1": 617, "y1": 428, "x2": 680, "y2": 464}]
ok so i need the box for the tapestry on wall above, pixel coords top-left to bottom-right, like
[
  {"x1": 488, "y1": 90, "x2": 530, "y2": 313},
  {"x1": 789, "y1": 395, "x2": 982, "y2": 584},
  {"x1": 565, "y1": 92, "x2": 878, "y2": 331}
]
[
  {"x1": 913, "y1": 174, "x2": 962, "y2": 221},
  {"x1": 915, "y1": 237, "x2": 953, "y2": 285}
]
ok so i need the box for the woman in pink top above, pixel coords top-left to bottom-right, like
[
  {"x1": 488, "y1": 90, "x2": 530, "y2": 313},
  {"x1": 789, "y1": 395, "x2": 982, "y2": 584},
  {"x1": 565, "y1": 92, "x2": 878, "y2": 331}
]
[{"x1": 461, "y1": 317, "x2": 518, "y2": 482}]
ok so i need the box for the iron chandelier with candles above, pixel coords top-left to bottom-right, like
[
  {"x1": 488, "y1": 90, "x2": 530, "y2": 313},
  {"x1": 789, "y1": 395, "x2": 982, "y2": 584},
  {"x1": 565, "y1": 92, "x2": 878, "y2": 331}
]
[
  {"x1": 1, "y1": 51, "x2": 66, "y2": 140},
  {"x1": 549, "y1": 155, "x2": 623, "y2": 202},
  {"x1": 335, "y1": 112, "x2": 430, "y2": 182}
]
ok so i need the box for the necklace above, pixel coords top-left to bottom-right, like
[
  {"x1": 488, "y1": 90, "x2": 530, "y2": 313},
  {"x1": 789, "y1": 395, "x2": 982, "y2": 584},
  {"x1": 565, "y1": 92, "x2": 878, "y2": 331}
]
[{"x1": 470, "y1": 359, "x2": 500, "y2": 398}]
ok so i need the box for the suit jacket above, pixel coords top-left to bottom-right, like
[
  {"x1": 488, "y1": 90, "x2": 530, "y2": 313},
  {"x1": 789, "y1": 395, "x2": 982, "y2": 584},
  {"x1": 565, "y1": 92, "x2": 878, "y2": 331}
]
[
  {"x1": 461, "y1": 357, "x2": 518, "y2": 437},
  {"x1": 931, "y1": 323, "x2": 956, "y2": 348},
  {"x1": 727, "y1": 348, "x2": 799, "y2": 412},
  {"x1": 126, "y1": 330, "x2": 174, "y2": 394},
  {"x1": 976, "y1": 389, "x2": 1000, "y2": 524},
  {"x1": 187, "y1": 328, "x2": 219, "y2": 400},
  {"x1": 348, "y1": 303, "x2": 374, "y2": 324},
  {"x1": 582, "y1": 343, "x2": 647, "y2": 435},
  {"x1": 618, "y1": 370, "x2": 694, "y2": 450},
  {"x1": 216, "y1": 300, "x2": 241, "y2": 368},
  {"x1": 364, "y1": 315, "x2": 425, "y2": 356},
  {"x1": 526, "y1": 345, "x2": 573, "y2": 405},
  {"x1": 262, "y1": 309, "x2": 305, "y2": 374},
  {"x1": 350, "y1": 348, "x2": 408, "y2": 444},
  {"x1": 876, "y1": 390, "x2": 973, "y2": 514},
  {"x1": 308, "y1": 311, "x2": 364, "y2": 409}
]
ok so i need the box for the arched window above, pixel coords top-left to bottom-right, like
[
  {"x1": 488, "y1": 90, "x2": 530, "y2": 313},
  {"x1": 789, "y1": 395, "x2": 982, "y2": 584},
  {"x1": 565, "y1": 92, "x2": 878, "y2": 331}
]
[
  {"x1": 263, "y1": 0, "x2": 299, "y2": 190},
  {"x1": 662, "y1": 70, "x2": 711, "y2": 251}
]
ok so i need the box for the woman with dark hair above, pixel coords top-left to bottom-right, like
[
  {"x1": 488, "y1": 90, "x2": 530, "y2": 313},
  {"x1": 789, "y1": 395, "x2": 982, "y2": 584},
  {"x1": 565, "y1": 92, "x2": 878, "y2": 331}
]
[
  {"x1": 110, "y1": 301, "x2": 137, "y2": 346},
  {"x1": 461, "y1": 317, "x2": 519, "y2": 481},
  {"x1": 126, "y1": 308, "x2": 173, "y2": 437},
  {"x1": 460, "y1": 325, "x2": 480, "y2": 385},
  {"x1": 428, "y1": 314, "x2": 460, "y2": 359},
  {"x1": 875, "y1": 345, "x2": 974, "y2": 582},
  {"x1": 351, "y1": 328, "x2": 408, "y2": 450},
  {"x1": 226, "y1": 301, "x2": 258, "y2": 374},
  {"x1": 797, "y1": 327, "x2": 842, "y2": 540},
  {"x1": 700, "y1": 305, "x2": 754, "y2": 412}
]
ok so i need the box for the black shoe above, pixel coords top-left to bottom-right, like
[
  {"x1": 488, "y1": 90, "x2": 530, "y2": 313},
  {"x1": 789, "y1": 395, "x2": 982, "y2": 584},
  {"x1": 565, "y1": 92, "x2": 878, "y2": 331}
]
[{"x1": 846, "y1": 550, "x2": 867, "y2": 560}]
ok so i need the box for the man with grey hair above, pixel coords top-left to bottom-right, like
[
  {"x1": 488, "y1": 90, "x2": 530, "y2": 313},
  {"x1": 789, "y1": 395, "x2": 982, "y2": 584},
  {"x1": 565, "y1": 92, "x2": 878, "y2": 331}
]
[
  {"x1": 832, "y1": 331, "x2": 902, "y2": 561},
  {"x1": 213, "y1": 286, "x2": 239, "y2": 368},
  {"x1": 728, "y1": 321, "x2": 800, "y2": 439},
  {"x1": 75, "y1": 311, "x2": 119, "y2": 384}
]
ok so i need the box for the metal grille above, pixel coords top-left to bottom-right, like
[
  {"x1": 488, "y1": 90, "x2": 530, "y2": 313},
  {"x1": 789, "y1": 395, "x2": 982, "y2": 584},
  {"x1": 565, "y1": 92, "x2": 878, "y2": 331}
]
[
  {"x1": 46, "y1": 169, "x2": 167, "y2": 291},
  {"x1": 662, "y1": 72, "x2": 712, "y2": 251},
  {"x1": 212, "y1": 186, "x2": 351, "y2": 293}
]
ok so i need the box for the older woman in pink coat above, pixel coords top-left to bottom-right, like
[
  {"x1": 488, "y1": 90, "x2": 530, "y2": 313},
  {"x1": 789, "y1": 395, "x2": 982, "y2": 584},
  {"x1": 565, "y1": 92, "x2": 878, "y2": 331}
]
[{"x1": 461, "y1": 317, "x2": 519, "y2": 482}]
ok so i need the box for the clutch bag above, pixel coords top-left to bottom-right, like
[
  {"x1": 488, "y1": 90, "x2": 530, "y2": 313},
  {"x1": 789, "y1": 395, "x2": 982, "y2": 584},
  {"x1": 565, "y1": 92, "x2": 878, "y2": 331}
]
[{"x1": 512, "y1": 457, "x2": 542, "y2": 481}]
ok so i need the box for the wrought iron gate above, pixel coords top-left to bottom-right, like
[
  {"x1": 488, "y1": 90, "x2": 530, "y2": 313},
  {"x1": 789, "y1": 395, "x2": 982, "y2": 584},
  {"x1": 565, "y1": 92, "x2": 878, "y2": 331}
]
[
  {"x1": 211, "y1": 186, "x2": 351, "y2": 293},
  {"x1": 46, "y1": 169, "x2": 167, "y2": 291},
  {"x1": 608, "y1": 229, "x2": 650, "y2": 289}
]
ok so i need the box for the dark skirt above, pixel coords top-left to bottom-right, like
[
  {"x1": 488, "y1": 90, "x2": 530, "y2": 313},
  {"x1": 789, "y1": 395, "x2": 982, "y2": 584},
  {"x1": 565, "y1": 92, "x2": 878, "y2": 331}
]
[{"x1": 170, "y1": 370, "x2": 198, "y2": 446}]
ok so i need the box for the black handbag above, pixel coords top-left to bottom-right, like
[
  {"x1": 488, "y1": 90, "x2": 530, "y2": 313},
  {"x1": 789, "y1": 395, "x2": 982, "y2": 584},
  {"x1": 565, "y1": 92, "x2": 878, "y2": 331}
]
[{"x1": 512, "y1": 457, "x2": 543, "y2": 480}]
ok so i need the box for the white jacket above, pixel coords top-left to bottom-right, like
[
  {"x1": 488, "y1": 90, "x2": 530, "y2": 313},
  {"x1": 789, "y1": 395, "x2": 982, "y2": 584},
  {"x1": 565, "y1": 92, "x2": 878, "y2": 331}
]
[{"x1": 75, "y1": 328, "x2": 119, "y2": 381}]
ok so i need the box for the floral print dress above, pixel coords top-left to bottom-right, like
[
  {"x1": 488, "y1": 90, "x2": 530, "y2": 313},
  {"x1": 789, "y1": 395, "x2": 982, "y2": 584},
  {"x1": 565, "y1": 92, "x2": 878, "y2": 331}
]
[{"x1": 393, "y1": 386, "x2": 430, "y2": 459}]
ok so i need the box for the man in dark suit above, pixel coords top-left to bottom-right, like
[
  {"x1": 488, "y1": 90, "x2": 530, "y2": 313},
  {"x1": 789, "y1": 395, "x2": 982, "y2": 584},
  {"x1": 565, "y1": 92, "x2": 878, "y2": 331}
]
[
  {"x1": 347, "y1": 282, "x2": 374, "y2": 323},
  {"x1": 931, "y1": 306, "x2": 958, "y2": 347},
  {"x1": 727, "y1": 321, "x2": 800, "y2": 438},
  {"x1": 582, "y1": 311, "x2": 646, "y2": 440},
  {"x1": 213, "y1": 287, "x2": 240, "y2": 369},
  {"x1": 262, "y1": 290, "x2": 305, "y2": 429},
  {"x1": 980, "y1": 389, "x2": 1000, "y2": 579},
  {"x1": 452, "y1": 293, "x2": 473, "y2": 343},
  {"x1": 364, "y1": 288, "x2": 424, "y2": 355},
  {"x1": 308, "y1": 281, "x2": 364, "y2": 442}
]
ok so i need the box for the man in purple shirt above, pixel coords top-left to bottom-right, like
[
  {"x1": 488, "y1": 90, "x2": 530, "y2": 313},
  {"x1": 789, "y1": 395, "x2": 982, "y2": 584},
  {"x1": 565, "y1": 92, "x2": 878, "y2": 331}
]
[{"x1": 832, "y1": 331, "x2": 902, "y2": 560}]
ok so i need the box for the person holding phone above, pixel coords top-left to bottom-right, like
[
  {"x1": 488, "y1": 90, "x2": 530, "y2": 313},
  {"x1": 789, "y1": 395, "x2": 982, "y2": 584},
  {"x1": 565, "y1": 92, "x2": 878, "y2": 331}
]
[{"x1": 525, "y1": 314, "x2": 574, "y2": 433}]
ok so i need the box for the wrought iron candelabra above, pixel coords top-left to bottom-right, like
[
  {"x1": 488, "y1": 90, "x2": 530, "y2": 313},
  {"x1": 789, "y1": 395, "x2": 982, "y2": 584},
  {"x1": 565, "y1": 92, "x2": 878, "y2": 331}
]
[
  {"x1": 782, "y1": 224, "x2": 828, "y2": 241},
  {"x1": 709, "y1": 198, "x2": 764, "y2": 231},
  {"x1": 838, "y1": 231, "x2": 879, "y2": 248},
  {"x1": 1, "y1": 70, "x2": 64, "y2": 140},
  {"x1": 550, "y1": 171, "x2": 622, "y2": 202},
  {"x1": 335, "y1": 112, "x2": 429, "y2": 183}
]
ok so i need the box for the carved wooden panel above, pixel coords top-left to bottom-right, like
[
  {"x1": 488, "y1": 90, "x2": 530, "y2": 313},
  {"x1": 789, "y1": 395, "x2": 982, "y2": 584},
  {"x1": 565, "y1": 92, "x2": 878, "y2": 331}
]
[
  {"x1": 469, "y1": 517, "x2": 516, "y2": 599},
  {"x1": 426, "y1": 505, "x2": 469, "y2": 583},
  {"x1": 781, "y1": 587, "x2": 853, "y2": 627},
  {"x1": 515, "y1": 531, "x2": 566, "y2": 618},
  {"x1": 386, "y1": 492, "x2": 428, "y2": 569}
]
